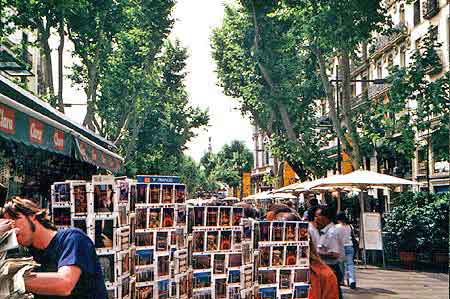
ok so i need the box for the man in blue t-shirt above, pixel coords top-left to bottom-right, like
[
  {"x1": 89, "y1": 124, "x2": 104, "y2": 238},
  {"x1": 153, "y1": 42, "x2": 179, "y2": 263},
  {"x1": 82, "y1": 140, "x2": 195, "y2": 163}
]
[{"x1": 1, "y1": 197, "x2": 107, "y2": 299}]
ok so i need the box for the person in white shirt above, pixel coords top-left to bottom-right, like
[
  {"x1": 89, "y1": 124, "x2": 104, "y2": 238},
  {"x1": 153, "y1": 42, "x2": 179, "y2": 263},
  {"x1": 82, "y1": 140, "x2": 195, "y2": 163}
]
[
  {"x1": 316, "y1": 205, "x2": 344, "y2": 299},
  {"x1": 336, "y1": 212, "x2": 356, "y2": 289},
  {"x1": 306, "y1": 206, "x2": 321, "y2": 251}
]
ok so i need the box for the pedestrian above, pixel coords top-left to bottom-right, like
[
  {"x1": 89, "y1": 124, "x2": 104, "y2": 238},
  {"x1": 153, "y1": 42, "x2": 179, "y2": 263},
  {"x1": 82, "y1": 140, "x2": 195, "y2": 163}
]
[
  {"x1": 1, "y1": 196, "x2": 108, "y2": 299},
  {"x1": 335, "y1": 212, "x2": 356, "y2": 289},
  {"x1": 306, "y1": 206, "x2": 321, "y2": 252},
  {"x1": 309, "y1": 239, "x2": 340, "y2": 299},
  {"x1": 316, "y1": 205, "x2": 344, "y2": 299},
  {"x1": 233, "y1": 202, "x2": 259, "y2": 219},
  {"x1": 266, "y1": 203, "x2": 294, "y2": 220}
]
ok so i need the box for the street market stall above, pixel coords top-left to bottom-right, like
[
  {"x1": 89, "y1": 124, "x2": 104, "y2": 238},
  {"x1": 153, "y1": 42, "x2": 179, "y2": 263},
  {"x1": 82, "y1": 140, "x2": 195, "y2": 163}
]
[{"x1": 0, "y1": 74, "x2": 123, "y2": 205}]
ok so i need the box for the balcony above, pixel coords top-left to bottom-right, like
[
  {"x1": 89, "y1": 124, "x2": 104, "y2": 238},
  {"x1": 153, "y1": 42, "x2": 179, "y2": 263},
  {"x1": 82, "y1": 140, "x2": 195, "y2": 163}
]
[
  {"x1": 350, "y1": 60, "x2": 369, "y2": 77},
  {"x1": 424, "y1": 49, "x2": 444, "y2": 75},
  {"x1": 423, "y1": 0, "x2": 440, "y2": 19},
  {"x1": 251, "y1": 165, "x2": 273, "y2": 178},
  {"x1": 433, "y1": 161, "x2": 449, "y2": 176},
  {"x1": 350, "y1": 83, "x2": 390, "y2": 109},
  {"x1": 368, "y1": 83, "x2": 390, "y2": 99},
  {"x1": 417, "y1": 161, "x2": 428, "y2": 176},
  {"x1": 370, "y1": 25, "x2": 408, "y2": 59},
  {"x1": 417, "y1": 161, "x2": 449, "y2": 178}
]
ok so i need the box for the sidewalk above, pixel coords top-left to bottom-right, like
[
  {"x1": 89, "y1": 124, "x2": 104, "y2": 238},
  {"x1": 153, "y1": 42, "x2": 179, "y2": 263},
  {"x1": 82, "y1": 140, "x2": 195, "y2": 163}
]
[{"x1": 343, "y1": 266, "x2": 449, "y2": 299}]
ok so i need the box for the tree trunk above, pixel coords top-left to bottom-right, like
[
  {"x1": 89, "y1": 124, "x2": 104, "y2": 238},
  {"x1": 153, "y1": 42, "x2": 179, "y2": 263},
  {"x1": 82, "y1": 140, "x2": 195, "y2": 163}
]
[
  {"x1": 83, "y1": 63, "x2": 99, "y2": 130},
  {"x1": 312, "y1": 46, "x2": 359, "y2": 170},
  {"x1": 39, "y1": 28, "x2": 54, "y2": 97},
  {"x1": 339, "y1": 52, "x2": 362, "y2": 170},
  {"x1": 57, "y1": 18, "x2": 65, "y2": 113}
]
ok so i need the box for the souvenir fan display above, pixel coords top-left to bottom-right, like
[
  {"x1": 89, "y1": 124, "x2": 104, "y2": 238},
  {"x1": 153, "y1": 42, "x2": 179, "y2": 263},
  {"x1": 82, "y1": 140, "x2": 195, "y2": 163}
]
[
  {"x1": 51, "y1": 176, "x2": 136, "y2": 299},
  {"x1": 134, "y1": 175, "x2": 188, "y2": 299},
  {"x1": 255, "y1": 221, "x2": 310, "y2": 299},
  {"x1": 187, "y1": 205, "x2": 256, "y2": 299}
]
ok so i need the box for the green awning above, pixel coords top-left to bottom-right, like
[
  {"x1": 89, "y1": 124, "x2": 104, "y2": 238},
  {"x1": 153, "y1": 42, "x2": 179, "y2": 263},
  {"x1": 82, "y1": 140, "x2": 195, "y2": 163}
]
[{"x1": 0, "y1": 83, "x2": 123, "y2": 173}]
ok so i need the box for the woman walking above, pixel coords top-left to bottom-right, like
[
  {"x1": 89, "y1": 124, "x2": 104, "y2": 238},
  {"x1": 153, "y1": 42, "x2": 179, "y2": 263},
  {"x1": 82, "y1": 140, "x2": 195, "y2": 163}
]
[{"x1": 335, "y1": 212, "x2": 357, "y2": 289}]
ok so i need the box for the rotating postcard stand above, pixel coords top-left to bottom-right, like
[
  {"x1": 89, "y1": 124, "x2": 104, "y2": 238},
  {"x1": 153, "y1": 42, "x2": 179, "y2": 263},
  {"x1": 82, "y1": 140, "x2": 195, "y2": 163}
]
[
  {"x1": 255, "y1": 221, "x2": 310, "y2": 299},
  {"x1": 187, "y1": 205, "x2": 257, "y2": 299},
  {"x1": 134, "y1": 175, "x2": 187, "y2": 299}
]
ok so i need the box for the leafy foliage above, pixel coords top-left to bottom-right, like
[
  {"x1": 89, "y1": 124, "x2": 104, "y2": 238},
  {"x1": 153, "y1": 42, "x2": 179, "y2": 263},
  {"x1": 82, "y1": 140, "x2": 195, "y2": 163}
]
[
  {"x1": 211, "y1": 2, "x2": 333, "y2": 179},
  {"x1": 199, "y1": 141, "x2": 253, "y2": 193},
  {"x1": 3, "y1": 1, "x2": 209, "y2": 186},
  {"x1": 385, "y1": 192, "x2": 449, "y2": 252},
  {"x1": 117, "y1": 41, "x2": 208, "y2": 176}
]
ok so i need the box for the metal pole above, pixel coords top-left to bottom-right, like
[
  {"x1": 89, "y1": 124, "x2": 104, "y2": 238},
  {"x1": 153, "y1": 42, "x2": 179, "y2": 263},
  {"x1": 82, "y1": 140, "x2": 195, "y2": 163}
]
[
  {"x1": 381, "y1": 232, "x2": 386, "y2": 268},
  {"x1": 359, "y1": 191, "x2": 367, "y2": 266},
  {"x1": 336, "y1": 67, "x2": 342, "y2": 174}
]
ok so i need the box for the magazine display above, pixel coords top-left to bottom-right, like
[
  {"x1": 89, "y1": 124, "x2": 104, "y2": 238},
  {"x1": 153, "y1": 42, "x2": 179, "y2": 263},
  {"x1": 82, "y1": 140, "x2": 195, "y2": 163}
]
[
  {"x1": 51, "y1": 176, "x2": 136, "y2": 299},
  {"x1": 255, "y1": 221, "x2": 310, "y2": 299},
  {"x1": 51, "y1": 176, "x2": 312, "y2": 299},
  {"x1": 187, "y1": 205, "x2": 256, "y2": 299},
  {"x1": 134, "y1": 175, "x2": 188, "y2": 299}
]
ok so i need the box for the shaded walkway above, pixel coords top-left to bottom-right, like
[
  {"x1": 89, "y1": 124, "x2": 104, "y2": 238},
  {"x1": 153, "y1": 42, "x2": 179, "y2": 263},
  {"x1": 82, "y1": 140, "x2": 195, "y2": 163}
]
[{"x1": 343, "y1": 266, "x2": 448, "y2": 299}]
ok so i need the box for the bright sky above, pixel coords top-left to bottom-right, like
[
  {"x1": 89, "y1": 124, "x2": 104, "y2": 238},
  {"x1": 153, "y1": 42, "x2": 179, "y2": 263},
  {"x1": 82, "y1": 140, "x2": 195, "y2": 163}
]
[
  {"x1": 172, "y1": 0, "x2": 253, "y2": 161},
  {"x1": 62, "y1": 0, "x2": 254, "y2": 162}
]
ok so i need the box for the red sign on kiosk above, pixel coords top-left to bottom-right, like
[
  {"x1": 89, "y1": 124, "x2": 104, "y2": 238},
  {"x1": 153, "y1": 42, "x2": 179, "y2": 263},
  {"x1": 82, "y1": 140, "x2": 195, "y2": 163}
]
[
  {"x1": 0, "y1": 104, "x2": 15, "y2": 134},
  {"x1": 29, "y1": 118, "x2": 44, "y2": 144},
  {"x1": 53, "y1": 129, "x2": 65, "y2": 151}
]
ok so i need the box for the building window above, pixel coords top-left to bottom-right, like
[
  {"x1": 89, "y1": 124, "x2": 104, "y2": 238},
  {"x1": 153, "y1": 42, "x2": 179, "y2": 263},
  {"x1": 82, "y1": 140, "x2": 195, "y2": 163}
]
[
  {"x1": 376, "y1": 61, "x2": 382, "y2": 79},
  {"x1": 400, "y1": 47, "x2": 406, "y2": 67},
  {"x1": 415, "y1": 38, "x2": 421, "y2": 50},
  {"x1": 430, "y1": 26, "x2": 439, "y2": 41},
  {"x1": 387, "y1": 54, "x2": 394, "y2": 69},
  {"x1": 321, "y1": 99, "x2": 327, "y2": 115},
  {"x1": 399, "y1": 4, "x2": 405, "y2": 25},
  {"x1": 413, "y1": 1, "x2": 421, "y2": 26},
  {"x1": 265, "y1": 151, "x2": 270, "y2": 165}
]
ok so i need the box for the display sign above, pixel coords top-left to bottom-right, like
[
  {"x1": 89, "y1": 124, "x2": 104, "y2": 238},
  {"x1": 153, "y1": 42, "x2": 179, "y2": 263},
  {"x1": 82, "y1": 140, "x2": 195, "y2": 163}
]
[
  {"x1": 283, "y1": 162, "x2": 297, "y2": 187},
  {"x1": 242, "y1": 172, "x2": 251, "y2": 198},
  {"x1": 0, "y1": 104, "x2": 15, "y2": 134},
  {"x1": 136, "y1": 175, "x2": 181, "y2": 184},
  {"x1": 362, "y1": 212, "x2": 383, "y2": 250}
]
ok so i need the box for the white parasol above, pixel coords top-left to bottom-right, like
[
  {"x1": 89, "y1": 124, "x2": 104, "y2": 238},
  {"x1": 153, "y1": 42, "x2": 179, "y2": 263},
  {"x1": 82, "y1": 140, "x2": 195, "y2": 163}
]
[{"x1": 309, "y1": 169, "x2": 420, "y2": 190}]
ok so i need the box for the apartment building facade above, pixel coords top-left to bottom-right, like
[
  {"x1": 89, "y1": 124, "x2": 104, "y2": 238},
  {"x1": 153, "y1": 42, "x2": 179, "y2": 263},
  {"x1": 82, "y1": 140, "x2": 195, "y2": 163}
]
[
  {"x1": 250, "y1": 124, "x2": 281, "y2": 194},
  {"x1": 323, "y1": 0, "x2": 449, "y2": 193}
]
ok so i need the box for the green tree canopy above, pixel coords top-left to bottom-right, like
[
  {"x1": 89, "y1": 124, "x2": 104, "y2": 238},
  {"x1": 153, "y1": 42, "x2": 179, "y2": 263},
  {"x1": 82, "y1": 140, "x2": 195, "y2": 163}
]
[{"x1": 211, "y1": 2, "x2": 334, "y2": 179}]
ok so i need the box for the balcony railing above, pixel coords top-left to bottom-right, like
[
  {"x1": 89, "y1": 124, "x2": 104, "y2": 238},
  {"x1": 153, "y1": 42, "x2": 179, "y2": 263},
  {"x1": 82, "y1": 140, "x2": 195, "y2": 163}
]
[
  {"x1": 370, "y1": 25, "x2": 408, "y2": 58},
  {"x1": 350, "y1": 83, "x2": 390, "y2": 109},
  {"x1": 433, "y1": 161, "x2": 449, "y2": 175},
  {"x1": 424, "y1": 49, "x2": 444, "y2": 75},
  {"x1": 423, "y1": 0, "x2": 439, "y2": 19},
  {"x1": 418, "y1": 161, "x2": 428, "y2": 176},
  {"x1": 417, "y1": 161, "x2": 450, "y2": 177}
]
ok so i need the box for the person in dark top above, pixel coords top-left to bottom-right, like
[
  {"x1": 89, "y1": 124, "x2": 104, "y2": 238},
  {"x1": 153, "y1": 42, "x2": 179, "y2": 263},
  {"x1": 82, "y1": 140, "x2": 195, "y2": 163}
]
[{"x1": 1, "y1": 196, "x2": 107, "y2": 299}]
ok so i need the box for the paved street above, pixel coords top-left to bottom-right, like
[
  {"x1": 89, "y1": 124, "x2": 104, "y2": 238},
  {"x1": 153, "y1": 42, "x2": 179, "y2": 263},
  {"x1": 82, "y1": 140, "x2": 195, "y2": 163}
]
[{"x1": 343, "y1": 266, "x2": 449, "y2": 299}]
